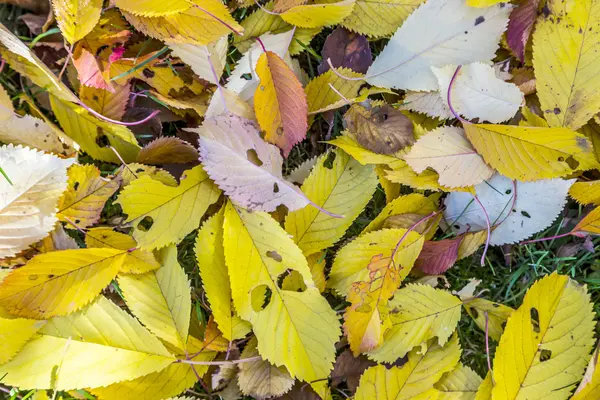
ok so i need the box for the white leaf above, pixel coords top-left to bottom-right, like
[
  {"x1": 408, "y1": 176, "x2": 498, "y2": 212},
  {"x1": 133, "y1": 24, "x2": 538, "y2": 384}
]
[
  {"x1": 432, "y1": 63, "x2": 523, "y2": 123},
  {"x1": 366, "y1": 0, "x2": 510, "y2": 91},
  {"x1": 401, "y1": 91, "x2": 452, "y2": 119},
  {"x1": 169, "y1": 37, "x2": 228, "y2": 85},
  {"x1": 0, "y1": 145, "x2": 75, "y2": 258},
  {"x1": 226, "y1": 31, "x2": 294, "y2": 102},
  {"x1": 192, "y1": 114, "x2": 313, "y2": 212},
  {"x1": 444, "y1": 174, "x2": 574, "y2": 245},
  {"x1": 404, "y1": 126, "x2": 494, "y2": 187}
]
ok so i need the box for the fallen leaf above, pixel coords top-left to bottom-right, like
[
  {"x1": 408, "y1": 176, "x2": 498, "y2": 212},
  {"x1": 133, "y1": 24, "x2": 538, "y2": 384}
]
[
  {"x1": 415, "y1": 237, "x2": 463, "y2": 274},
  {"x1": 318, "y1": 27, "x2": 372, "y2": 74}
]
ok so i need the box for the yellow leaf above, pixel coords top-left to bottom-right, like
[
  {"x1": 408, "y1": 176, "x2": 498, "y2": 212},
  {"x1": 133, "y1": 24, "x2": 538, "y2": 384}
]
[
  {"x1": 79, "y1": 83, "x2": 130, "y2": 121},
  {"x1": 464, "y1": 124, "x2": 599, "y2": 181},
  {"x1": 0, "y1": 316, "x2": 46, "y2": 364},
  {"x1": 121, "y1": 0, "x2": 243, "y2": 45},
  {"x1": 284, "y1": 149, "x2": 378, "y2": 256},
  {"x1": 113, "y1": 0, "x2": 191, "y2": 16},
  {"x1": 367, "y1": 284, "x2": 462, "y2": 362},
  {"x1": 344, "y1": 254, "x2": 399, "y2": 355},
  {"x1": 49, "y1": 95, "x2": 141, "y2": 164},
  {"x1": 0, "y1": 145, "x2": 74, "y2": 259},
  {"x1": 117, "y1": 246, "x2": 191, "y2": 352},
  {"x1": 474, "y1": 373, "x2": 493, "y2": 400},
  {"x1": 574, "y1": 206, "x2": 600, "y2": 235},
  {"x1": 463, "y1": 298, "x2": 513, "y2": 342},
  {"x1": 119, "y1": 163, "x2": 178, "y2": 187},
  {"x1": 491, "y1": 273, "x2": 595, "y2": 399},
  {"x1": 327, "y1": 133, "x2": 401, "y2": 165},
  {"x1": 281, "y1": 0, "x2": 356, "y2": 28},
  {"x1": 329, "y1": 228, "x2": 424, "y2": 296},
  {"x1": 355, "y1": 334, "x2": 461, "y2": 400},
  {"x1": 0, "y1": 296, "x2": 176, "y2": 390},
  {"x1": 0, "y1": 248, "x2": 127, "y2": 318},
  {"x1": 234, "y1": 1, "x2": 290, "y2": 53},
  {"x1": 533, "y1": 0, "x2": 600, "y2": 130},
  {"x1": 404, "y1": 126, "x2": 494, "y2": 188},
  {"x1": 254, "y1": 50, "x2": 308, "y2": 156},
  {"x1": 362, "y1": 192, "x2": 440, "y2": 234},
  {"x1": 376, "y1": 165, "x2": 401, "y2": 203},
  {"x1": 570, "y1": 180, "x2": 600, "y2": 205},
  {"x1": 116, "y1": 165, "x2": 221, "y2": 249},
  {"x1": 195, "y1": 209, "x2": 251, "y2": 341},
  {"x1": 57, "y1": 164, "x2": 120, "y2": 229},
  {"x1": 85, "y1": 228, "x2": 159, "y2": 274},
  {"x1": 466, "y1": 0, "x2": 504, "y2": 6},
  {"x1": 238, "y1": 337, "x2": 295, "y2": 399},
  {"x1": 53, "y1": 0, "x2": 103, "y2": 43},
  {"x1": 341, "y1": 0, "x2": 424, "y2": 37},
  {"x1": 223, "y1": 202, "x2": 341, "y2": 388},
  {"x1": 572, "y1": 345, "x2": 600, "y2": 400},
  {"x1": 306, "y1": 69, "x2": 363, "y2": 115},
  {"x1": 307, "y1": 252, "x2": 327, "y2": 292},
  {"x1": 435, "y1": 364, "x2": 483, "y2": 399},
  {"x1": 457, "y1": 230, "x2": 487, "y2": 260}
]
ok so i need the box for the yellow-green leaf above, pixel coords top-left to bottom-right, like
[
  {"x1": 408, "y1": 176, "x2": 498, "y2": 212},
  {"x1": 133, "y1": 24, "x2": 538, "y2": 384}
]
[
  {"x1": 196, "y1": 209, "x2": 251, "y2": 341},
  {"x1": 574, "y1": 206, "x2": 600, "y2": 235},
  {"x1": 463, "y1": 298, "x2": 513, "y2": 342},
  {"x1": 367, "y1": 284, "x2": 462, "y2": 363},
  {"x1": 53, "y1": 0, "x2": 103, "y2": 43},
  {"x1": 116, "y1": 165, "x2": 221, "y2": 250},
  {"x1": 327, "y1": 133, "x2": 401, "y2": 165},
  {"x1": 464, "y1": 124, "x2": 599, "y2": 181},
  {"x1": 572, "y1": 345, "x2": 600, "y2": 400},
  {"x1": 284, "y1": 149, "x2": 378, "y2": 257},
  {"x1": 340, "y1": 0, "x2": 424, "y2": 37},
  {"x1": 355, "y1": 334, "x2": 461, "y2": 400},
  {"x1": 436, "y1": 364, "x2": 483, "y2": 400},
  {"x1": 0, "y1": 296, "x2": 176, "y2": 390},
  {"x1": 114, "y1": 0, "x2": 191, "y2": 16},
  {"x1": 329, "y1": 228, "x2": 424, "y2": 296},
  {"x1": 0, "y1": 249, "x2": 127, "y2": 318},
  {"x1": 223, "y1": 202, "x2": 341, "y2": 389},
  {"x1": 280, "y1": 0, "x2": 356, "y2": 28},
  {"x1": 533, "y1": 0, "x2": 600, "y2": 130},
  {"x1": 362, "y1": 192, "x2": 440, "y2": 234},
  {"x1": 306, "y1": 69, "x2": 363, "y2": 115},
  {"x1": 491, "y1": 273, "x2": 595, "y2": 399}
]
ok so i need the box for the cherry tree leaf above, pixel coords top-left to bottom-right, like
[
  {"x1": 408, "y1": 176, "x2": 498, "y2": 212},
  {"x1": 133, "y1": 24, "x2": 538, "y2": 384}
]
[{"x1": 136, "y1": 137, "x2": 199, "y2": 165}]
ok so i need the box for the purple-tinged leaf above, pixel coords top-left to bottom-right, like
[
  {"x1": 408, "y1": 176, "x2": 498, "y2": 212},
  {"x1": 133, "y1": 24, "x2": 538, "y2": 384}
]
[
  {"x1": 507, "y1": 0, "x2": 540, "y2": 62},
  {"x1": 318, "y1": 28, "x2": 372, "y2": 75}
]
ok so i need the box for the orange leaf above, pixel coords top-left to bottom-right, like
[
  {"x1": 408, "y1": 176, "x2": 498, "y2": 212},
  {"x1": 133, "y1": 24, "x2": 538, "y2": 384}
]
[
  {"x1": 73, "y1": 48, "x2": 113, "y2": 92},
  {"x1": 254, "y1": 51, "x2": 308, "y2": 157}
]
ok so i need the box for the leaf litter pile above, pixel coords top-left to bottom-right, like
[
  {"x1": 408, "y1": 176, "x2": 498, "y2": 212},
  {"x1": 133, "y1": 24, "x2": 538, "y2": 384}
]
[{"x1": 4, "y1": 0, "x2": 600, "y2": 398}]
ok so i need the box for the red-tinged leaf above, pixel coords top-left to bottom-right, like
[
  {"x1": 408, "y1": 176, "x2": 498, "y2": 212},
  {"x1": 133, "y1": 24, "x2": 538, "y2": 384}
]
[
  {"x1": 254, "y1": 51, "x2": 308, "y2": 158},
  {"x1": 318, "y1": 27, "x2": 372, "y2": 74},
  {"x1": 415, "y1": 237, "x2": 464, "y2": 275},
  {"x1": 137, "y1": 137, "x2": 200, "y2": 165},
  {"x1": 73, "y1": 47, "x2": 114, "y2": 92},
  {"x1": 507, "y1": 0, "x2": 539, "y2": 62}
]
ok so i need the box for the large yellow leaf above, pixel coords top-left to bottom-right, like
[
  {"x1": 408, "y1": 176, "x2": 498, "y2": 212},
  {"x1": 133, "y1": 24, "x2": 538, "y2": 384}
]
[
  {"x1": 362, "y1": 192, "x2": 440, "y2": 234},
  {"x1": 0, "y1": 316, "x2": 46, "y2": 364},
  {"x1": 340, "y1": 0, "x2": 424, "y2": 37},
  {"x1": 0, "y1": 296, "x2": 176, "y2": 390},
  {"x1": 196, "y1": 210, "x2": 251, "y2": 341},
  {"x1": 570, "y1": 180, "x2": 600, "y2": 205},
  {"x1": 0, "y1": 145, "x2": 74, "y2": 259},
  {"x1": 573, "y1": 346, "x2": 600, "y2": 400},
  {"x1": 113, "y1": 0, "x2": 191, "y2": 16},
  {"x1": 280, "y1": 0, "x2": 356, "y2": 28},
  {"x1": 118, "y1": 246, "x2": 191, "y2": 352},
  {"x1": 284, "y1": 149, "x2": 378, "y2": 257},
  {"x1": 435, "y1": 364, "x2": 483, "y2": 400},
  {"x1": 533, "y1": 0, "x2": 600, "y2": 130},
  {"x1": 85, "y1": 227, "x2": 159, "y2": 274},
  {"x1": 50, "y1": 95, "x2": 141, "y2": 164},
  {"x1": 121, "y1": 0, "x2": 243, "y2": 45},
  {"x1": 116, "y1": 165, "x2": 221, "y2": 249},
  {"x1": 53, "y1": 0, "x2": 103, "y2": 43},
  {"x1": 574, "y1": 206, "x2": 600, "y2": 235},
  {"x1": 0, "y1": 248, "x2": 127, "y2": 318},
  {"x1": 223, "y1": 202, "x2": 341, "y2": 388},
  {"x1": 329, "y1": 228, "x2": 424, "y2": 296},
  {"x1": 238, "y1": 337, "x2": 295, "y2": 399},
  {"x1": 367, "y1": 284, "x2": 462, "y2": 363},
  {"x1": 491, "y1": 273, "x2": 595, "y2": 399},
  {"x1": 464, "y1": 124, "x2": 599, "y2": 181},
  {"x1": 57, "y1": 164, "x2": 120, "y2": 229},
  {"x1": 254, "y1": 50, "x2": 308, "y2": 157},
  {"x1": 355, "y1": 334, "x2": 461, "y2": 400}
]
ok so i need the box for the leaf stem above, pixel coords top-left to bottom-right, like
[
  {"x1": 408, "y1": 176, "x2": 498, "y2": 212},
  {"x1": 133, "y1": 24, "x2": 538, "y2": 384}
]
[
  {"x1": 192, "y1": 4, "x2": 242, "y2": 35},
  {"x1": 392, "y1": 210, "x2": 440, "y2": 258},
  {"x1": 447, "y1": 65, "x2": 468, "y2": 123},
  {"x1": 473, "y1": 194, "x2": 491, "y2": 266},
  {"x1": 253, "y1": 0, "x2": 281, "y2": 15},
  {"x1": 326, "y1": 58, "x2": 364, "y2": 81},
  {"x1": 78, "y1": 100, "x2": 160, "y2": 126},
  {"x1": 255, "y1": 37, "x2": 267, "y2": 53},
  {"x1": 177, "y1": 355, "x2": 261, "y2": 366},
  {"x1": 520, "y1": 231, "x2": 574, "y2": 245}
]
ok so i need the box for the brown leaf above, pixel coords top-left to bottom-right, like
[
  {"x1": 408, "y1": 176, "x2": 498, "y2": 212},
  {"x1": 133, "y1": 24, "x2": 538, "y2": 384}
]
[
  {"x1": 331, "y1": 350, "x2": 376, "y2": 392},
  {"x1": 122, "y1": 107, "x2": 162, "y2": 139},
  {"x1": 137, "y1": 137, "x2": 199, "y2": 165},
  {"x1": 344, "y1": 102, "x2": 414, "y2": 155},
  {"x1": 318, "y1": 28, "x2": 372, "y2": 75},
  {"x1": 415, "y1": 237, "x2": 463, "y2": 275},
  {"x1": 272, "y1": 382, "x2": 321, "y2": 400}
]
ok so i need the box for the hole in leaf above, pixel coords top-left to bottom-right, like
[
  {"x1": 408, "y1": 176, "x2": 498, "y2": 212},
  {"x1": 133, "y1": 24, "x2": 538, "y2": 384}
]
[
  {"x1": 273, "y1": 183, "x2": 279, "y2": 193},
  {"x1": 95, "y1": 128, "x2": 110, "y2": 148},
  {"x1": 266, "y1": 250, "x2": 282, "y2": 262},
  {"x1": 137, "y1": 216, "x2": 154, "y2": 231},
  {"x1": 277, "y1": 269, "x2": 307, "y2": 292},
  {"x1": 470, "y1": 308, "x2": 479, "y2": 319},
  {"x1": 501, "y1": 321, "x2": 507, "y2": 330},
  {"x1": 73, "y1": 182, "x2": 80, "y2": 191},
  {"x1": 323, "y1": 152, "x2": 336, "y2": 169},
  {"x1": 521, "y1": 211, "x2": 531, "y2": 218},
  {"x1": 530, "y1": 307, "x2": 541, "y2": 333},
  {"x1": 540, "y1": 349, "x2": 552, "y2": 362},
  {"x1": 558, "y1": 156, "x2": 565, "y2": 162},
  {"x1": 250, "y1": 284, "x2": 272, "y2": 312},
  {"x1": 246, "y1": 149, "x2": 263, "y2": 167}
]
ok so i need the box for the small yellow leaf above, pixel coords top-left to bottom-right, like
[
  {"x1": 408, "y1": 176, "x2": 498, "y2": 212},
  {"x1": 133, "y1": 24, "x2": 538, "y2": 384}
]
[
  {"x1": 57, "y1": 164, "x2": 120, "y2": 229},
  {"x1": 457, "y1": 230, "x2": 487, "y2": 260},
  {"x1": 491, "y1": 273, "x2": 595, "y2": 399},
  {"x1": 341, "y1": 0, "x2": 424, "y2": 37},
  {"x1": 119, "y1": 163, "x2": 177, "y2": 187},
  {"x1": 572, "y1": 345, "x2": 600, "y2": 400},
  {"x1": 53, "y1": 0, "x2": 103, "y2": 43},
  {"x1": 355, "y1": 334, "x2": 461, "y2": 400},
  {"x1": 574, "y1": 206, "x2": 600, "y2": 235},
  {"x1": 463, "y1": 298, "x2": 513, "y2": 341},
  {"x1": 327, "y1": 133, "x2": 401, "y2": 165},
  {"x1": 116, "y1": 165, "x2": 221, "y2": 249},
  {"x1": 570, "y1": 180, "x2": 600, "y2": 205},
  {"x1": 362, "y1": 192, "x2": 440, "y2": 234},
  {"x1": 435, "y1": 364, "x2": 483, "y2": 399},
  {"x1": 281, "y1": 0, "x2": 356, "y2": 28},
  {"x1": 0, "y1": 248, "x2": 127, "y2": 318},
  {"x1": 306, "y1": 68, "x2": 363, "y2": 115}
]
